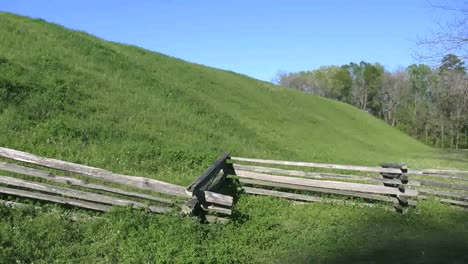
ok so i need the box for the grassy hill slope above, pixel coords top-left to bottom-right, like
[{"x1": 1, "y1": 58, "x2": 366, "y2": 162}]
[
  {"x1": 1, "y1": 12, "x2": 465, "y2": 186},
  {"x1": 1, "y1": 12, "x2": 468, "y2": 263}
]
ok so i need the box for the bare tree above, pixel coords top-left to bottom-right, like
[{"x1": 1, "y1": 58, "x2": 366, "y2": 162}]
[
  {"x1": 379, "y1": 70, "x2": 410, "y2": 126},
  {"x1": 432, "y1": 70, "x2": 468, "y2": 148},
  {"x1": 416, "y1": 1, "x2": 468, "y2": 63}
]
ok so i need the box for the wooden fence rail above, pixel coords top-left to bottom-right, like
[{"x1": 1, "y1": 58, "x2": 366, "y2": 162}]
[
  {"x1": 233, "y1": 164, "x2": 420, "y2": 186},
  {"x1": 0, "y1": 147, "x2": 233, "y2": 223},
  {"x1": 237, "y1": 178, "x2": 416, "y2": 205},
  {"x1": 235, "y1": 170, "x2": 417, "y2": 197},
  {"x1": 2, "y1": 148, "x2": 468, "y2": 222},
  {"x1": 0, "y1": 175, "x2": 171, "y2": 213},
  {"x1": 0, "y1": 147, "x2": 187, "y2": 197},
  {"x1": 232, "y1": 156, "x2": 468, "y2": 209},
  {"x1": 232, "y1": 156, "x2": 468, "y2": 178},
  {"x1": 0, "y1": 185, "x2": 112, "y2": 212},
  {"x1": 231, "y1": 157, "x2": 405, "y2": 174},
  {"x1": 0, "y1": 162, "x2": 175, "y2": 205},
  {"x1": 183, "y1": 152, "x2": 234, "y2": 221},
  {"x1": 0, "y1": 147, "x2": 233, "y2": 209}
]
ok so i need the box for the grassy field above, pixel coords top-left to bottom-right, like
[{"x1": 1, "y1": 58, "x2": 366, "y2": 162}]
[{"x1": 1, "y1": 12, "x2": 468, "y2": 263}]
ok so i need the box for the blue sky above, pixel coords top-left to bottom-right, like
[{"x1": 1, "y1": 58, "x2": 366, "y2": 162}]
[{"x1": 0, "y1": 0, "x2": 454, "y2": 81}]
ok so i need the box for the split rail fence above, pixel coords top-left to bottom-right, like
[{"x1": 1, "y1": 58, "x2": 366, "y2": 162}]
[
  {"x1": 0, "y1": 147, "x2": 467, "y2": 224},
  {"x1": 0, "y1": 147, "x2": 233, "y2": 223},
  {"x1": 230, "y1": 156, "x2": 468, "y2": 210}
]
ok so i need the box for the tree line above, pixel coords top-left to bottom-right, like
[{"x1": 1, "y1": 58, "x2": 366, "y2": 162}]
[{"x1": 274, "y1": 54, "x2": 468, "y2": 149}]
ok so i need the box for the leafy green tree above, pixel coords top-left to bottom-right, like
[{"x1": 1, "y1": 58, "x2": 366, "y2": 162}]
[
  {"x1": 406, "y1": 64, "x2": 434, "y2": 139},
  {"x1": 274, "y1": 59, "x2": 467, "y2": 149},
  {"x1": 347, "y1": 62, "x2": 383, "y2": 111},
  {"x1": 439, "y1": 54, "x2": 466, "y2": 74}
]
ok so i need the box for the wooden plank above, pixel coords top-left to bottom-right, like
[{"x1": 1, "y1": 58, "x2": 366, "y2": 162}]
[
  {"x1": 204, "y1": 191, "x2": 233, "y2": 207},
  {"x1": 419, "y1": 179, "x2": 468, "y2": 191},
  {"x1": 418, "y1": 188, "x2": 468, "y2": 201},
  {"x1": 0, "y1": 162, "x2": 175, "y2": 205},
  {"x1": 243, "y1": 186, "x2": 324, "y2": 203},
  {"x1": 183, "y1": 186, "x2": 233, "y2": 215},
  {"x1": 187, "y1": 152, "x2": 229, "y2": 194},
  {"x1": 184, "y1": 153, "x2": 232, "y2": 216},
  {"x1": 0, "y1": 175, "x2": 171, "y2": 213},
  {"x1": 235, "y1": 170, "x2": 418, "y2": 196},
  {"x1": 422, "y1": 169, "x2": 468, "y2": 176},
  {"x1": 438, "y1": 198, "x2": 468, "y2": 207},
  {"x1": 417, "y1": 173, "x2": 468, "y2": 182},
  {"x1": 0, "y1": 147, "x2": 187, "y2": 198},
  {"x1": 233, "y1": 164, "x2": 420, "y2": 186},
  {"x1": 239, "y1": 178, "x2": 397, "y2": 203},
  {"x1": 381, "y1": 163, "x2": 407, "y2": 170},
  {"x1": 201, "y1": 204, "x2": 232, "y2": 215},
  {"x1": 209, "y1": 161, "x2": 236, "y2": 193},
  {"x1": 241, "y1": 179, "x2": 418, "y2": 206},
  {"x1": 405, "y1": 169, "x2": 424, "y2": 175},
  {"x1": 207, "y1": 170, "x2": 228, "y2": 192},
  {"x1": 0, "y1": 185, "x2": 110, "y2": 212},
  {"x1": 231, "y1": 159, "x2": 466, "y2": 178},
  {"x1": 231, "y1": 157, "x2": 403, "y2": 174},
  {"x1": 181, "y1": 197, "x2": 199, "y2": 215},
  {"x1": 419, "y1": 195, "x2": 468, "y2": 207},
  {"x1": 242, "y1": 186, "x2": 401, "y2": 207}
]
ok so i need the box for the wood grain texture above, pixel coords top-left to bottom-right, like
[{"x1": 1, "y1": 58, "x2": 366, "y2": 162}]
[
  {"x1": 0, "y1": 162, "x2": 175, "y2": 204},
  {"x1": 181, "y1": 197, "x2": 199, "y2": 215},
  {"x1": 243, "y1": 186, "x2": 324, "y2": 203},
  {"x1": 422, "y1": 169, "x2": 468, "y2": 176},
  {"x1": 204, "y1": 191, "x2": 233, "y2": 206},
  {"x1": 231, "y1": 157, "x2": 403, "y2": 174},
  {"x1": 233, "y1": 164, "x2": 420, "y2": 186},
  {"x1": 232, "y1": 156, "x2": 468, "y2": 179},
  {"x1": 236, "y1": 170, "x2": 418, "y2": 196},
  {"x1": 419, "y1": 195, "x2": 468, "y2": 207},
  {"x1": 418, "y1": 188, "x2": 468, "y2": 201},
  {"x1": 201, "y1": 204, "x2": 232, "y2": 215},
  {"x1": 0, "y1": 185, "x2": 111, "y2": 212},
  {"x1": 0, "y1": 175, "x2": 171, "y2": 213},
  {"x1": 419, "y1": 179, "x2": 468, "y2": 191},
  {"x1": 418, "y1": 173, "x2": 468, "y2": 182},
  {"x1": 241, "y1": 179, "x2": 417, "y2": 206},
  {"x1": 242, "y1": 186, "x2": 401, "y2": 207},
  {"x1": 187, "y1": 152, "x2": 229, "y2": 193},
  {"x1": 239, "y1": 178, "x2": 397, "y2": 203},
  {"x1": 0, "y1": 147, "x2": 187, "y2": 197},
  {"x1": 184, "y1": 153, "x2": 233, "y2": 217},
  {"x1": 207, "y1": 170, "x2": 229, "y2": 192},
  {"x1": 437, "y1": 198, "x2": 468, "y2": 207}
]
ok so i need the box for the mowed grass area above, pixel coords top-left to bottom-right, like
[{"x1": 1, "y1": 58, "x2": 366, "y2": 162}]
[{"x1": 0, "y1": 12, "x2": 468, "y2": 263}]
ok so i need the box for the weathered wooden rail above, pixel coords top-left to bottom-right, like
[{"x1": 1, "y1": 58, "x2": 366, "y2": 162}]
[
  {"x1": 183, "y1": 152, "x2": 234, "y2": 223},
  {"x1": 0, "y1": 147, "x2": 233, "y2": 223},
  {"x1": 1, "y1": 147, "x2": 467, "y2": 222},
  {"x1": 231, "y1": 156, "x2": 468, "y2": 210},
  {"x1": 230, "y1": 157, "x2": 417, "y2": 211}
]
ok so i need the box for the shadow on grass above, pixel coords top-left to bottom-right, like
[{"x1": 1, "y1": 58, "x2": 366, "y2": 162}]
[
  {"x1": 277, "y1": 200, "x2": 468, "y2": 263},
  {"x1": 218, "y1": 178, "x2": 251, "y2": 224}
]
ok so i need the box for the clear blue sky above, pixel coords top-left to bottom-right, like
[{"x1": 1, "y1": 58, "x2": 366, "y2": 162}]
[{"x1": 0, "y1": 0, "x2": 452, "y2": 81}]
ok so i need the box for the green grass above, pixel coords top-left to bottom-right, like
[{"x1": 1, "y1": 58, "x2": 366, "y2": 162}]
[{"x1": 0, "y1": 12, "x2": 468, "y2": 263}]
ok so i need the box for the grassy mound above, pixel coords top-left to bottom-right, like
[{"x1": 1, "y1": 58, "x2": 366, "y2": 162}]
[{"x1": 0, "y1": 12, "x2": 467, "y2": 263}]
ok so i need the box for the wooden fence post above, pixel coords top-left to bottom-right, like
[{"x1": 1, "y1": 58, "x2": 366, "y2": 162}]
[
  {"x1": 184, "y1": 152, "x2": 232, "y2": 219},
  {"x1": 381, "y1": 163, "x2": 411, "y2": 211}
]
